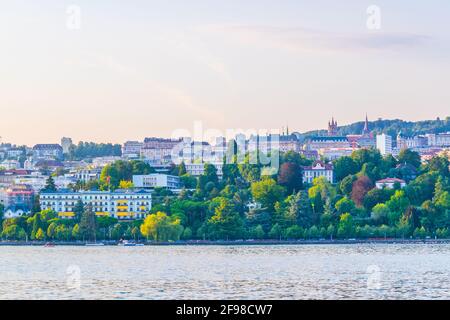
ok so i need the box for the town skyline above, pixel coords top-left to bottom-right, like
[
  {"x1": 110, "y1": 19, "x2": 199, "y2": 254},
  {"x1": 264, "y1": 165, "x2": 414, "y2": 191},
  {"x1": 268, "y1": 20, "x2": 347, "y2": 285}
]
[{"x1": 1, "y1": 114, "x2": 449, "y2": 146}]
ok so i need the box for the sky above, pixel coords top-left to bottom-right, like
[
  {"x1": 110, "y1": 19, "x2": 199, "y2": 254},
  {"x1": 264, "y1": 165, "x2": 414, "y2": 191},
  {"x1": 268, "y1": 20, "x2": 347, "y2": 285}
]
[{"x1": 1, "y1": 0, "x2": 450, "y2": 145}]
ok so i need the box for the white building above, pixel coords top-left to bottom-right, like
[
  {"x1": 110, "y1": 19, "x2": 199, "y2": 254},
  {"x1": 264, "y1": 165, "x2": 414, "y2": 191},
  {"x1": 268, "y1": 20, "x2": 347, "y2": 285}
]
[
  {"x1": 302, "y1": 161, "x2": 334, "y2": 184},
  {"x1": 1, "y1": 159, "x2": 21, "y2": 170},
  {"x1": 122, "y1": 141, "x2": 143, "y2": 158},
  {"x1": 375, "y1": 178, "x2": 406, "y2": 189},
  {"x1": 376, "y1": 134, "x2": 393, "y2": 155},
  {"x1": 40, "y1": 190, "x2": 152, "y2": 220},
  {"x1": 133, "y1": 174, "x2": 181, "y2": 189},
  {"x1": 318, "y1": 147, "x2": 356, "y2": 160},
  {"x1": 185, "y1": 162, "x2": 223, "y2": 178},
  {"x1": 426, "y1": 133, "x2": 450, "y2": 147}
]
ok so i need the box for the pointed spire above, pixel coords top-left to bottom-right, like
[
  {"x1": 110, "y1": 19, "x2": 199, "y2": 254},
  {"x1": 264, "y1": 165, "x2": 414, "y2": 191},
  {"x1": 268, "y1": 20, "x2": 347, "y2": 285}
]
[{"x1": 363, "y1": 113, "x2": 370, "y2": 134}]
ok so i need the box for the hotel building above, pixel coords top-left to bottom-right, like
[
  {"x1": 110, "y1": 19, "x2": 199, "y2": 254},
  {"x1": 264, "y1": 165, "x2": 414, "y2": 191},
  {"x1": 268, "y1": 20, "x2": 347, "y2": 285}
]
[{"x1": 40, "y1": 190, "x2": 152, "y2": 220}]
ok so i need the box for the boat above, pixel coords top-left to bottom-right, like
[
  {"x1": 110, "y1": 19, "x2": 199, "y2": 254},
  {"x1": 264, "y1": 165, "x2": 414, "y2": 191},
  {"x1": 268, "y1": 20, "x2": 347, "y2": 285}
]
[
  {"x1": 44, "y1": 242, "x2": 55, "y2": 247},
  {"x1": 118, "y1": 240, "x2": 143, "y2": 247}
]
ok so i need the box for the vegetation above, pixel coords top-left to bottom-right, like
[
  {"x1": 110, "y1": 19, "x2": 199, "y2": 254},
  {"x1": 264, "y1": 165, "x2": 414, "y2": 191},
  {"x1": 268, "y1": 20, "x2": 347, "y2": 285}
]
[
  {"x1": 66, "y1": 142, "x2": 122, "y2": 160},
  {"x1": 1, "y1": 149, "x2": 450, "y2": 242}
]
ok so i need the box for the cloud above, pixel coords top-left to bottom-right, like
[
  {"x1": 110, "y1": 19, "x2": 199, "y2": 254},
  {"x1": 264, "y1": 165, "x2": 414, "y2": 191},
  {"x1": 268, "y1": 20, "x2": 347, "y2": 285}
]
[{"x1": 197, "y1": 24, "x2": 431, "y2": 54}]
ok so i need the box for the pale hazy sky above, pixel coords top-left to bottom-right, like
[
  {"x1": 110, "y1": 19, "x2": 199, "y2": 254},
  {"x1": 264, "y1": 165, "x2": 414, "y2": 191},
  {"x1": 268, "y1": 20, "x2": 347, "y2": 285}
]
[{"x1": 1, "y1": 0, "x2": 450, "y2": 145}]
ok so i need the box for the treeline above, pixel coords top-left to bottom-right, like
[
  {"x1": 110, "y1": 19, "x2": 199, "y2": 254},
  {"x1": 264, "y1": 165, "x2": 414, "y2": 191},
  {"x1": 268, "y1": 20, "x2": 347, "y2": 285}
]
[
  {"x1": 302, "y1": 116, "x2": 450, "y2": 138},
  {"x1": 1, "y1": 149, "x2": 450, "y2": 242},
  {"x1": 66, "y1": 142, "x2": 122, "y2": 160}
]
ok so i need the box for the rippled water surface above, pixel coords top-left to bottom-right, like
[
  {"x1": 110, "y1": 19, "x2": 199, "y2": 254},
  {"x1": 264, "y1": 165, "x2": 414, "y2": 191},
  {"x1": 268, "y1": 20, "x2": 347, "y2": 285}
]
[{"x1": 1, "y1": 244, "x2": 449, "y2": 299}]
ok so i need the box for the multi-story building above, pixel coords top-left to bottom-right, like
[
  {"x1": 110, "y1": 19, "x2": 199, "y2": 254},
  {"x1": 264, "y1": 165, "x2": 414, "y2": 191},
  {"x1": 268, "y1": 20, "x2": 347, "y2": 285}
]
[
  {"x1": 40, "y1": 189, "x2": 152, "y2": 220},
  {"x1": 185, "y1": 162, "x2": 223, "y2": 178},
  {"x1": 32, "y1": 144, "x2": 63, "y2": 160},
  {"x1": 426, "y1": 133, "x2": 450, "y2": 147},
  {"x1": 133, "y1": 174, "x2": 182, "y2": 189},
  {"x1": 318, "y1": 147, "x2": 356, "y2": 160},
  {"x1": 74, "y1": 167, "x2": 102, "y2": 182},
  {"x1": 302, "y1": 161, "x2": 334, "y2": 184},
  {"x1": 376, "y1": 134, "x2": 393, "y2": 155},
  {"x1": 140, "y1": 137, "x2": 183, "y2": 165},
  {"x1": 304, "y1": 136, "x2": 350, "y2": 151},
  {"x1": 0, "y1": 185, "x2": 34, "y2": 218},
  {"x1": 122, "y1": 141, "x2": 143, "y2": 158}
]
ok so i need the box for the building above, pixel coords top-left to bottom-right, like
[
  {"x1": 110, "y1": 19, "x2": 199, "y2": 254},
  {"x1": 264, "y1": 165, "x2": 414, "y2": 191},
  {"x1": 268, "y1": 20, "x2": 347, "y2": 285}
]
[
  {"x1": 318, "y1": 147, "x2": 356, "y2": 160},
  {"x1": 426, "y1": 133, "x2": 450, "y2": 147},
  {"x1": 0, "y1": 185, "x2": 34, "y2": 218},
  {"x1": 185, "y1": 162, "x2": 223, "y2": 178},
  {"x1": 122, "y1": 141, "x2": 143, "y2": 158},
  {"x1": 140, "y1": 137, "x2": 183, "y2": 165},
  {"x1": 133, "y1": 174, "x2": 182, "y2": 189},
  {"x1": 375, "y1": 178, "x2": 406, "y2": 189},
  {"x1": 376, "y1": 134, "x2": 393, "y2": 155},
  {"x1": 1, "y1": 159, "x2": 21, "y2": 170},
  {"x1": 32, "y1": 144, "x2": 63, "y2": 160},
  {"x1": 61, "y1": 137, "x2": 73, "y2": 154},
  {"x1": 346, "y1": 115, "x2": 375, "y2": 148},
  {"x1": 74, "y1": 167, "x2": 102, "y2": 182},
  {"x1": 14, "y1": 172, "x2": 77, "y2": 192},
  {"x1": 39, "y1": 189, "x2": 152, "y2": 220},
  {"x1": 302, "y1": 161, "x2": 334, "y2": 184},
  {"x1": 304, "y1": 136, "x2": 350, "y2": 151},
  {"x1": 328, "y1": 118, "x2": 338, "y2": 136}
]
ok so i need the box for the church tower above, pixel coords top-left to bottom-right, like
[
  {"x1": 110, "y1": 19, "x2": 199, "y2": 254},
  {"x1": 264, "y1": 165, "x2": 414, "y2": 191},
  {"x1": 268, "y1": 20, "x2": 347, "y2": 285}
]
[{"x1": 328, "y1": 117, "x2": 338, "y2": 136}]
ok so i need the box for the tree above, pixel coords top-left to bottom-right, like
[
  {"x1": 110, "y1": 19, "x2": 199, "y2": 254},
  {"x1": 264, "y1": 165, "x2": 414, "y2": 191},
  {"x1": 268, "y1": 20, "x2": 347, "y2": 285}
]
[
  {"x1": 371, "y1": 203, "x2": 390, "y2": 225},
  {"x1": 43, "y1": 176, "x2": 57, "y2": 192},
  {"x1": 337, "y1": 213, "x2": 354, "y2": 239},
  {"x1": 79, "y1": 204, "x2": 97, "y2": 241},
  {"x1": 268, "y1": 223, "x2": 283, "y2": 240},
  {"x1": 340, "y1": 175, "x2": 356, "y2": 196},
  {"x1": 119, "y1": 180, "x2": 134, "y2": 189},
  {"x1": 251, "y1": 178, "x2": 286, "y2": 211},
  {"x1": 277, "y1": 162, "x2": 303, "y2": 194},
  {"x1": 35, "y1": 228, "x2": 45, "y2": 241},
  {"x1": 207, "y1": 198, "x2": 245, "y2": 240},
  {"x1": 351, "y1": 175, "x2": 373, "y2": 207},
  {"x1": 140, "y1": 212, "x2": 183, "y2": 242},
  {"x1": 335, "y1": 197, "x2": 356, "y2": 215},
  {"x1": 386, "y1": 190, "x2": 410, "y2": 225},
  {"x1": 31, "y1": 213, "x2": 44, "y2": 240},
  {"x1": 397, "y1": 149, "x2": 421, "y2": 169},
  {"x1": 333, "y1": 156, "x2": 358, "y2": 182},
  {"x1": 248, "y1": 225, "x2": 266, "y2": 239},
  {"x1": 73, "y1": 200, "x2": 84, "y2": 221}
]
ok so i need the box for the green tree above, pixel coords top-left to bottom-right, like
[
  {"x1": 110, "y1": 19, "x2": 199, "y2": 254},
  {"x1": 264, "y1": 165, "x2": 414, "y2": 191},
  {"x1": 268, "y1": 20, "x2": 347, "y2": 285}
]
[
  {"x1": 140, "y1": 211, "x2": 183, "y2": 241},
  {"x1": 43, "y1": 176, "x2": 57, "y2": 192},
  {"x1": 251, "y1": 178, "x2": 286, "y2": 211},
  {"x1": 337, "y1": 213, "x2": 354, "y2": 239},
  {"x1": 397, "y1": 149, "x2": 421, "y2": 169},
  {"x1": 79, "y1": 204, "x2": 97, "y2": 241}
]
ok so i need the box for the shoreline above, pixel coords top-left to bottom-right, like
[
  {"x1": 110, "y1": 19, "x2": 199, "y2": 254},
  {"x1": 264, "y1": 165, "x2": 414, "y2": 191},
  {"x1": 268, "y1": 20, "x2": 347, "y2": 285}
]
[{"x1": 1, "y1": 239, "x2": 450, "y2": 246}]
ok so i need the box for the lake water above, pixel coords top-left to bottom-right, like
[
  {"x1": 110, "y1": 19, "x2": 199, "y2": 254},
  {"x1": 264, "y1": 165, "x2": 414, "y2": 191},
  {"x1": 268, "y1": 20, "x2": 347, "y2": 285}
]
[{"x1": 0, "y1": 244, "x2": 449, "y2": 300}]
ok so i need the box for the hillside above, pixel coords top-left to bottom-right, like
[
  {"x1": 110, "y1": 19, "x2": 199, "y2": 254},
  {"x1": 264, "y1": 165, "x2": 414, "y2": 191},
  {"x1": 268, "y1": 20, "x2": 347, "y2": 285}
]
[{"x1": 299, "y1": 116, "x2": 450, "y2": 139}]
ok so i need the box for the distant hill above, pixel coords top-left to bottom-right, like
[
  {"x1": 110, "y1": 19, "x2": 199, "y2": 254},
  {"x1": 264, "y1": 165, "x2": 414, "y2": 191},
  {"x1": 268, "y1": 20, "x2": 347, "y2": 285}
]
[{"x1": 298, "y1": 116, "x2": 450, "y2": 139}]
